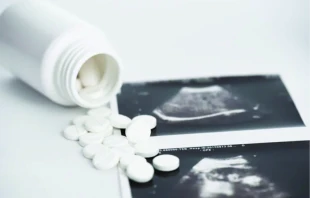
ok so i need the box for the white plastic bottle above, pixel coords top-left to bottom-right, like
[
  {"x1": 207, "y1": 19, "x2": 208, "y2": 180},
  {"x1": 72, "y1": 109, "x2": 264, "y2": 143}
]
[{"x1": 0, "y1": 0, "x2": 122, "y2": 108}]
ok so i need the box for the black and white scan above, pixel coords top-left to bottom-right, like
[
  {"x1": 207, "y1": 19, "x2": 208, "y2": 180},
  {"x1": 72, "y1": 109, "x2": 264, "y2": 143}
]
[
  {"x1": 117, "y1": 75, "x2": 304, "y2": 136},
  {"x1": 153, "y1": 85, "x2": 255, "y2": 123},
  {"x1": 129, "y1": 141, "x2": 309, "y2": 198}
]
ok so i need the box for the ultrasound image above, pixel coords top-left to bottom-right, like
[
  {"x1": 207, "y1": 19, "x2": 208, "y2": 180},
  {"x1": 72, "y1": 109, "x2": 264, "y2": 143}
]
[
  {"x1": 173, "y1": 156, "x2": 288, "y2": 198},
  {"x1": 129, "y1": 141, "x2": 309, "y2": 198},
  {"x1": 153, "y1": 85, "x2": 254, "y2": 123},
  {"x1": 117, "y1": 75, "x2": 304, "y2": 136}
]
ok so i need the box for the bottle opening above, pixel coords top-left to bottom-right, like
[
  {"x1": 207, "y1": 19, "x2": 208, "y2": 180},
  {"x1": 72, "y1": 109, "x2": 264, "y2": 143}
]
[{"x1": 72, "y1": 53, "x2": 121, "y2": 108}]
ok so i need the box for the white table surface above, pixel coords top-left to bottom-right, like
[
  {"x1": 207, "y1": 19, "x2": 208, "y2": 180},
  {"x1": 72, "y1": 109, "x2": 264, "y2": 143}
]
[{"x1": 0, "y1": 0, "x2": 309, "y2": 198}]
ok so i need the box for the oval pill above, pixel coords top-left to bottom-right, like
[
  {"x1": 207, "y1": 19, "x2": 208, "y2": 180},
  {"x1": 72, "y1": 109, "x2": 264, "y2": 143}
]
[
  {"x1": 63, "y1": 125, "x2": 87, "y2": 141},
  {"x1": 132, "y1": 115, "x2": 157, "y2": 129},
  {"x1": 152, "y1": 154, "x2": 180, "y2": 172},
  {"x1": 103, "y1": 135, "x2": 129, "y2": 148},
  {"x1": 134, "y1": 142, "x2": 159, "y2": 158},
  {"x1": 79, "y1": 86, "x2": 104, "y2": 99},
  {"x1": 84, "y1": 118, "x2": 110, "y2": 133},
  {"x1": 79, "y1": 57, "x2": 101, "y2": 87},
  {"x1": 82, "y1": 144, "x2": 109, "y2": 159},
  {"x1": 126, "y1": 161, "x2": 154, "y2": 183},
  {"x1": 103, "y1": 125, "x2": 113, "y2": 137},
  {"x1": 125, "y1": 121, "x2": 151, "y2": 144},
  {"x1": 92, "y1": 149, "x2": 120, "y2": 170},
  {"x1": 119, "y1": 155, "x2": 147, "y2": 170},
  {"x1": 87, "y1": 106, "x2": 112, "y2": 118},
  {"x1": 72, "y1": 115, "x2": 93, "y2": 127},
  {"x1": 111, "y1": 145, "x2": 135, "y2": 158},
  {"x1": 79, "y1": 132, "x2": 105, "y2": 147},
  {"x1": 109, "y1": 114, "x2": 131, "y2": 129}
]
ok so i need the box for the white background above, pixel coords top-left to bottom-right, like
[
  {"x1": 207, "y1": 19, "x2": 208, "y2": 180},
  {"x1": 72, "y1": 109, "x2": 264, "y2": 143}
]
[{"x1": 0, "y1": 0, "x2": 309, "y2": 198}]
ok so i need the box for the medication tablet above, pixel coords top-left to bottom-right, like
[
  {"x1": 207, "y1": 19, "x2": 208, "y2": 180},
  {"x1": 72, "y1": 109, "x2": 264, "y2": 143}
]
[
  {"x1": 79, "y1": 132, "x2": 105, "y2": 147},
  {"x1": 82, "y1": 144, "x2": 109, "y2": 159},
  {"x1": 102, "y1": 125, "x2": 113, "y2": 137},
  {"x1": 63, "y1": 125, "x2": 87, "y2": 141},
  {"x1": 119, "y1": 155, "x2": 147, "y2": 170},
  {"x1": 84, "y1": 118, "x2": 110, "y2": 133},
  {"x1": 87, "y1": 106, "x2": 112, "y2": 118},
  {"x1": 92, "y1": 149, "x2": 120, "y2": 170},
  {"x1": 125, "y1": 121, "x2": 151, "y2": 144},
  {"x1": 73, "y1": 115, "x2": 93, "y2": 127},
  {"x1": 109, "y1": 114, "x2": 131, "y2": 129},
  {"x1": 126, "y1": 161, "x2": 154, "y2": 183},
  {"x1": 132, "y1": 115, "x2": 157, "y2": 129},
  {"x1": 153, "y1": 154, "x2": 180, "y2": 172},
  {"x1": 111, "y1": 145, "x2": 135, "y2": 158},
  {"x1": 103, "y1": 135, "x2": 129, "y2": 147},
  {"x1": 112, "y1": 128, "x2": 121, "y2": 135},
  {"x1": 79, "y1": 57, "x2": 101, "y2": 87},
  {"x1": 79, "y1": 86, "x2": 104, "y2": 99},
  {"x1": 134, "y1": 142, "x2": 159, "y2": 158}
]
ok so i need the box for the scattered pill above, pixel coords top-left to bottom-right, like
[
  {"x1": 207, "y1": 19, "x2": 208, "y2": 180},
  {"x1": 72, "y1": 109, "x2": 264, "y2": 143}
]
[
  {"x1": 65, "y1": 109, "x2": 163, "y2": 175},
  {"x1": 79, "y1": 132, "x2": 105, "y2": 147},
  {"x1": 109, "y1": 114, "x2": 131, "y2": 129},
  {"x1": 76, "y1": 78, "x2": 82, "y2": 91},
  {"x1": 132, "y1": 115, "x2": 157, "y2": 129},
  {"x1": 79, "y1": 57, "x2": 101, "y2": 87},
  {"x1": 72, "y1": 115, "x2": 93, "y2": 127},
  {"x1": 111, "y1": 145, "x2": 135, "y2": 158},
  {"x1": 153, "y1": 154, "x2": 180, "y2": 172},
  {"x1": 126, "y1": 121, "x2": 151, "y2": 144},
  {"x1": 82, "y1": 144, "x2": 109, "y2": 159},
  {"x1": 103, "y1": 125, "x2": 113, "y2": 137},
  {"x1": 88, "y1": 106, "x2": 112, "y2": 118},
  {"x1": 112, "y1": 128, "x2": 121, "y2": 135},
  {"x1": 103, "y1": 135, "x2": 129, "y2": 147},
  {"x1": 119, "y1": 155, "x2": 147, "y2": 170},
  {"x1": 63, "y1": 125, "x2": 87, "y2": 141},
  {"x1": 84, "y1": 118, "x2": 110, "y2": 133},
  {"x1": 92, "y1": 149, "x2": 120, "y2": 170},
  {"x1": 134, "y1": 142, "x2": 159, "y2": 158},
  {"x1": 126, "y1": 161, "x2": 154, "y2": 183}
]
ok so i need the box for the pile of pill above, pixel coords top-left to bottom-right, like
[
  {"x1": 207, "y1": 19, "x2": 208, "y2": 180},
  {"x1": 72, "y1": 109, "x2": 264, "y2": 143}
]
[{"x1": 63, "y1": 106, "x2": 180, "y2": 183}]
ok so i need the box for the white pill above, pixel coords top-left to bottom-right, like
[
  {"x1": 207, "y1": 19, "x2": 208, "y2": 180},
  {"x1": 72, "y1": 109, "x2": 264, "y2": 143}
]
[
  {"x1": 84, "y1": 118, "x2": 110, "y2": 133},
  {"x1": 103, "y1": 125, "x2": 113, "y2": 137},
  {"x1": 111, "y1": 145, "x2": 135, "y2": 158},
  {"x1": 87, "y1": 106, "x2": 112, "y2": 118},
  {"x1": 76, "y1": 78, "x2": 82, "y2": 91},
  {"x1": 63, "y1": 125, "x2": 87, "y2": 141},
  {"x1": 92, "y1": 149, "x2": 120, "y2": 170},
  {"x1": 134, "y1": 142, "x2": 159, "y2": 158},
  {"x1": 126, "y1": 121, "x2": 151, "y2": 144},
  {"x1": 153, "y1": 154, "x2": 180, "y2": 172},
  {"x1": 112, "y1": 128, "x2": 121, "y2": 135},
  {"x1": 126, "y1": 161, "x2": 154, "y2": 183},
  {"x1": 119, "y1": 155, "x2": 147, "y2": 170},
  {"x1": 79, "y1": 132, "x2": 105, "y2": 147},
  {"x1": 82, "y1": 144, "x2": 109, "y2": 159},
  {"x1": 72, "y1": 115, "x2": 93, "y2": 127},
  {"x1": 79, "y1": 86, "x2": 104, "y2": 99},
  {"x1": 79, "y1": 57, "x2": 101, "y2": 87},
  {"x1": 103, "y1": 135, "x2": 129, "y2": 147},
  {"x1": 109, "y1": 114, "x2": 131, "y2": 129},
  {"x1": 132, "y1": 115, "x2": 157, "y2": 129}
]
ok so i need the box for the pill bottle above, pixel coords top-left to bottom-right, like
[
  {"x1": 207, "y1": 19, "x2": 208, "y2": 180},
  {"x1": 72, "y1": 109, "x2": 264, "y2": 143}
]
[{"x1": 0, "y1": 0, "x2": 122, "y2": 108}]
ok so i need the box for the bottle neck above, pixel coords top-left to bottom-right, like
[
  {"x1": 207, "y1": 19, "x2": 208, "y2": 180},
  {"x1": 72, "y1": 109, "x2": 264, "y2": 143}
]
[{"x1": 56, "y1": 37, "x2": 122, "y2": 108}]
